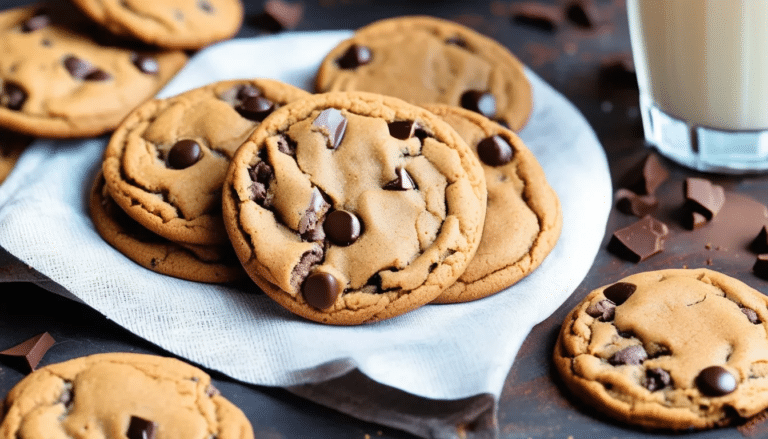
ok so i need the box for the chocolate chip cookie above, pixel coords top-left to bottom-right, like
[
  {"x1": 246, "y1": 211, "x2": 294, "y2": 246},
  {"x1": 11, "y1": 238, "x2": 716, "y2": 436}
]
[
  {"x1": 222, "y1": 91, "x2": 487, "y2": 325},
  {"x1": 424, "y1": 105, "x2": 561, "y2": 303},
  {"x1": 102, "y1": 79, "x2": 309, "y2": 245},
  {"x1": 554, "y1": 268, "x2": 768, "y2": 430},
  {"x1": 0, "y1": 352, "x2": 254, "y2": 439},
  {"x1": 90, "y1": 172, "x2": 246, "y2": 283},
  {"x1": 315, "y1": 16, "x2": 533, "y2": 132},
  {"x1": 0, "y1": 4, "x2": 187, "y2": 138},
  {"x1": 69, "y1": 0, "x2": 244, "y2": 50}
]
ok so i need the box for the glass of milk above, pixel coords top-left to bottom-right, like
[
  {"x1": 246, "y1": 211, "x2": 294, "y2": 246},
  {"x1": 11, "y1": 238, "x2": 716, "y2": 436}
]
[{"x1": 627, "y1": 0, "x2": 768, "y2": 173}]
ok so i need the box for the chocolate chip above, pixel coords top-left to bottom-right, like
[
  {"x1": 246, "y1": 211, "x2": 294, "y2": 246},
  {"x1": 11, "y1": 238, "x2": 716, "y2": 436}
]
[
  {"x1": 313, "y1": 108, "x2": 347, "y2": 149},
  {"x1": 608, "y1": 345, "x2": 647, "y2": 366},
  {"x1": 510, "y1": 3, "x2": 562, "y2": 32},
  {"x1": 85, "y1": 69, "x2": 111, "y2": 81},
  {"x1": 644, "y1": 368, "x2": 672, "y2": 392},
  {"x1": 248, "y1": 161, "x2": 273, "y2": 206},
  {"x1": 324, "y1": 210, "x2": 361, "y2": 246},
  {"x1": 696, "y1": 366, "x2": 737, "y2": 396},
  {"x1": 290, "y1": 248, "x2": 323, "y2": 291},
  {"x1": 0, "y1": 332, "x2": 55, "y2": 372},
  {"x1": 445, "y1": 36, "x2": 468, "y2": 48},
  {"x1": 298, "y1": 188, "x2": 330, "y2": 236},
  {"x1": 21, "y1": 12, "x2": 49, "y2": 32},
  {"x1": 63, "y1": 56, "x2": 110, "y2": 81},
  {"x1": 741, "y1": 306, "x2": 761, "y2": 324},
  {"x1": 198, "y1": 0, "x2": 214, "y2": 13},
  {"x1": 460, "y1": 90, "x2": 496, "y2": 119},
  {"x1": 477, "y1": 135, "x2": 514, "y2": 166},
  {"x1": 388, "y1": 121, "x2": 419, "y2": 140},
  {"x1": 167, "y1": 140, "x2": 202, "y2": 169},
  {"x1": 126, "y1": 416, "x2": 157, "y2": 439},
  {"x1": 753, "y1": 254, "x2": 768, "y2": 280},
  {"x1": 585, "y1": 299, "x2": 615, "y2": 321},
  {"x1": 131, "y1": 54, "x2": 159, "y2": 74},
  {"x1": 237, "y1": 84, "x2": 261, "y2": 100},
  {"x1": 384, "y1": 167, "x2": 416, "y2": 191},
  {"x1": 276, "y1": 135, "x2": 297, "y2": 156},
  {"x1": 607, "y1": 215, "x2": 669, "y2": 262},
  {"x1": 685, "y1": 177, "x2": 725, "y2": 221},
  {"x1": 336, "y1": 44, "x2": 372, "y2": 69},
  {"x1": 751, "y1": 226, "x2": 768, "y2": 253},
  {"x1": 236, "y1": 96, "x2": 275, "y2": 122},
  {"x1": 602, "y1": 282, "x2": 636, "y2": 305},
  {"x1": 302, "y1": 271, "x2": 340, "y2": 309},
  {"x1": 615, "y1": 188, "x2": 658, "y2": 217},
  {"x1": 620, "y1": 154, "x2": 668, "y2": 195},
  {"x1": 1, "y1": 82, "x2": 27, "y2": 111}
]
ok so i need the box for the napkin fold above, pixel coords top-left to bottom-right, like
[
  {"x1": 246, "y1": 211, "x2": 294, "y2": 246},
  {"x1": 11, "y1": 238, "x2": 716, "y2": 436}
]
[{"x1": 0, "y1": 31, "x2": 611, "y2": 438}]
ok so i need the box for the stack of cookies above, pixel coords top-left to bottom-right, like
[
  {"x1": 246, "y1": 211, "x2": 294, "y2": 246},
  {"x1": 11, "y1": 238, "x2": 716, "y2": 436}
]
[{"x1": 89, "y1": 15, "x2": 563, "y2": 324}]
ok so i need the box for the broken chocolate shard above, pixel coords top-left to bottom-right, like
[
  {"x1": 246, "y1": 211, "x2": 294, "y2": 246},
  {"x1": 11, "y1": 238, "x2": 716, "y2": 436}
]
[
  {"x1": 615, "y1": 188, "x2": 658, "y2": 217},
  {"x1": 336, "y1": 44, "x2": 372, "y2": 69},
  {"x1": 126, "y1": 416, "x2": 157, "y2": 439},
  {"x1": 276, "y1": 135, "x2": 297, "y2": 156},
  {"x1": 313, "y1": 108, "x2": 347, "y2": 149},
  {"x1": 685, "y1": 211, "x2": 709, "y2": 230},
  {"x1": 750, "y1": 225, "x2": 768, "y2": 253},
  {"x1": 685, "y1": 177, "x2": 725, "y2": 221},
  {"x1": 0, "y1": 332, "x2": 55, "y2": 372},
  {"x1": 607, "y1": 215, "x2": 669, "y2": 263},
  {"x1": 620, "y1": 153, "x2": 668, "y2": 195},
  {"x1": 608, "y1": 345, "x2": 647, "y2": 366},
  {"x1": 644, "y1": 368, "x2": 672, "y2": 392},
  {"x1": 585, "y1": 299, "x2": 615, "y2": 321},
  {"x1": 510, "y1": 3, "x2": 562, "y2": 32},
  {"x1": 388, "y1": 120, "x2": 418, "y2": 140},
  {"x1": 384, "y1": 167, "x2": 416, "y2": 191}
]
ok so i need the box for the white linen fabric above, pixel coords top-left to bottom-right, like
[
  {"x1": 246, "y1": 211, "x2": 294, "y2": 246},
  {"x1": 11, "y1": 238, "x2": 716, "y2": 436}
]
[{"x1": 0, "y1": 31, "x2": 611, "y2": 438}]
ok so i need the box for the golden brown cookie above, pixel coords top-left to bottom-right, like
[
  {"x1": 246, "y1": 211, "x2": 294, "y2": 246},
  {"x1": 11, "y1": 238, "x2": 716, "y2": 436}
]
[
  {"x1": 90, "y1": 172, "x2": 246, "y2": 283},
  {"x1": 69, "y1": 0, "x2": 244, "y2": 50},
  {"x1": 0, "y1": 128, "x2": 33, "y2": 184},
  {"x1": 102, "y1": 78, "x2": 309, "y2": 245},
  {"x1": 222, "y1": 91, "x2": 487, "y2": 325},
  {"x1": 424, "y1": 105, "x2": 561, "y2": 303},
  {"x1": 0, "y1": 352, "x2": 254, "y2": 439},
  {"x1": 0, "y1": 4, "x2": 187, "y2": 138},
  {"x1": 315, "y1": 15, "x2": 532, "y2": 132},
  {"x1": 554, "y1": 268, "x2": 768, "y2": 430}
]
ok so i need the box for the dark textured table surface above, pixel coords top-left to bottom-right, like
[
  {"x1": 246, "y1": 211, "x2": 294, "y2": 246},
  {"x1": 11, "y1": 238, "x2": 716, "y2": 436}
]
[{"x1": 2, "y1": 0, "x2": 768, "y2": 438}]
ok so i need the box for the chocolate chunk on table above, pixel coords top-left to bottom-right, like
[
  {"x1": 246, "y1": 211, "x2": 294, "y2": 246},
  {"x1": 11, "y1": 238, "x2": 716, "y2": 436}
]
[
  {"x1": 619, "y1": 153, "x2": 668, "y2": 195},
  {"x1": 607, "y1": 215, "x2": 669, "y2": 262},
  {"x1": 684, "y1": 177, "x2": 725, "y2": 221},
  {"x1": 0, "y1": 332, "x2": 55, "y2": 372},
  {"x1": 615, "y1": 188, "x2": 657, "y2": 217}
]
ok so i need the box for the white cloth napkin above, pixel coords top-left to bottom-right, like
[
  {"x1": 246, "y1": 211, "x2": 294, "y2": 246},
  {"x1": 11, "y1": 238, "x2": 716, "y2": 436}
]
[{"x1": 0, "y1": 31, "x2": 611, "y2": 438}]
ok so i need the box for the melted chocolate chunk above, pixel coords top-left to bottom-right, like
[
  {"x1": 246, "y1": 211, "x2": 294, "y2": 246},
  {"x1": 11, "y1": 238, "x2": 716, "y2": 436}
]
[
  {"x1": 313, "y1": 108, "x2": 347, "y2": 149},
  {"x1": 21, "y1": 12, "x2": 49, "y2": 32},
  {"x1": 248, "y1": 161, "x2": 273, "y2": 206},
  {"x1": 477, "y1": 135, "x2": 514, "y2": 166},
  {"x1": 685, "y1": 177, "x2": 725, "y2": 221},
  {"x1": 607, "y1": 215, "x2": 669, "y2": 262},
  {"x1": 620, "y1": 154, "x2": 668, "y2": 196},
  {"x1": 750, "y1": 225, "x2": 768, "y2": 253},
  {"x1": 0, "y1": 332, "x2": 55, "y2": 372},
  {"x1": 63, "y1": 56, "x2": 111, "y2": 81},
  {"x1": 131, "y1": 54, "x2": 159, "y2": 74},
  {"x1": 198, "y1": 0, "x2": 214, "y2": 13},
  {"x1": 460, "y1": 90, "x2": 497, "y2": 119},
  {"x1": 237, "y1": 84, "x2": 261, "y2": 100},
  {"x1": 603, "y1": 282, "x2": 636, "y2": 305},
  {"x1": 298, "y1": 188, "x2": 330, "y2": 236},
  {"x1": 276, "y1": 135, "x2": 297, "y2": 156},
  {"x1": 302, "y1": 271, "x2": 340, "y2": 309},
  {"x1": 85, "y1": 69, "x2": 111, "y2": 81},
  {"x1": 445, "y1": 36, "x2": 468, "y2": 48},
  {"x1": 388, "y1": 120, "x2": 419, "y2": 140},
  {"x1": 608, "y1": 345, "x2": 647, "y2": 366},
  {"x1": 236, "y1": 96, "x2": 275, "y2": 122},
  {"x1": 696, "y1": 366, "x2": 737, "y2": 396},
  {"x1": 383, "y1": 167, "x2": 416, "y2": 191},
  {"x1": 290, "y1": 248, "x2": 323, "y2": 291},
  {"x1": 336, "y1": 44, "x2": 372, "y2": 69},
  {"x1": 585, "y1": 299, "x2": 615, "y2": 321},
  {"x1": 167, "y1": 140, "x2": 202, "y2": 169},
  {"x1": 741, "y1": 306, "x2": 761, "y2": 324},
  {"x1": 126, "y1": 416, "x2": 157, "y2": 439},
  {"x1": 644, "y1": 368, "x2": 672, "y2": 392},
  {"x1": 1, "y1": 82, "x2": 27, "y2": 111},
  {"x1": 615, "y1": 188, "x2": 658, "y2": 217},
  {"x1": 324, "y1": 210, "x2": 361, "y2": 246},
  {"x1": 753, "y1": 254, "x2": 768, "y2": 280}
]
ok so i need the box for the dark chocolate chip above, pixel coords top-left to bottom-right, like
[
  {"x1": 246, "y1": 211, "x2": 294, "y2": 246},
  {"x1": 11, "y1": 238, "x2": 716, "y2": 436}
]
[
  {"x1": 445, "y1": 36, "x2": 468, "y2": 48},
  {"x1": 603, "y1": 282, "x2": 636, "y2": 305},
  {"x1": 237, "y1": 84, "x2": 261, "y2": 100},
  {"x1": 620, "y1": 153, "x2": 668, "y2": 195},
  {"x1": 0, "y1": 332, "x2": 55, "y2": 372},
  {"x1": 388, "y1": 121, "x2": 419, "y2": 140},
  {"x1": 336, "y1": 44, "x2": 372, "y2": 69},
  {"x1": 696, "y1": 366, "x2": 737, "y2": 396},
  {"x1": 131, "y1": 54, "x2": 159, "y2": 74},
  {"x1": 754, "y1": 254, "x2": 768, "y2": 280},
  {"x1": 741, "y1": 306, "x2": 761, "y2": 324},
  {"x1": 126, "y1": 416, "x2": 157, "y2": 439},
  {"x1": 324, "y1": 210, "x2": 361, "y2": 246},
  {"x1": 585, "y1": 299, "x2": 615, "y2": 321},
  {"x1": 167, "y1": 140, "x2": 202, "y2": 169},
  {"x1": 84, "y1": 69, "x2": 111, "y2": 81},
  {"x1": 298, "y1": 188, "x2": 330, "y2": 236},
  {"x1": 477, "y1": 135, "x2": 514, "y2": 166},
  {"x1": 685, "y1": 177, "x2": 725, "y2": 221},
  {"x1": 460, "y1": 90, "x2": 497, "y2": 119},
  {"x1": 21, "y1": 12, "x2": 49, "y2": 32},
  {"x1": 751, "y1": 226, "x2": 768, "y2": 253},
  {"x1": 63, "y1": 56, "x2": 110, "y2": 81},
  {"x1": 302, "y1": 271, "x2": 340, "y2": 309},
  {"x1": 615, "y1": 188, "x2": 658, "y2": 217},
  {"x1": 1, "y1": 82, "x2": 27, "y2": 111},
  {"x1": 313, "y1": 108, "x2": 347, "y2": 149},
  {"x1": 199, "y1": 0, "x2": 214, "y2": 13},
  {"x1": 608, "y1": 345, "x2": 647, "y2": 366},
  {"x1": 384, "y1": 167, "x2": 416, "y2": 191},
  {"x1": 644, "y1": 368, "x2": 672, "y2": 392},
  {"x1": 607, "y1": 215, "x2": 669, "y2": 262},
  {"x1": 236, "y1": 96, "x2": 275, "y2": 122}
]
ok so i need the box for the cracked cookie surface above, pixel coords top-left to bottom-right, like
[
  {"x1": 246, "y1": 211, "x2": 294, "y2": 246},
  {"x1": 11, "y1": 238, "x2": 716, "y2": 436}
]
[
  {"x1": 0, "y1": 3, "x2": 187, "y2": 138},
  {"x1": 315, "y1": 15, "x2": 532, "y2": 132},
  {"x1": 102, "y1": 78, "x2": 309, "y2": 245},
  {"x1": 554, "y1": 268, "x2": 768, "y2": 430},
  {"x1": 0, "y1": 352, "x2": 254, "y2": 439},
  {"x1": 222, "y1": 91, "x2": 487, "y2": 325},
  {"x1": 425, "y1": 105, "x2": 561, "y2": 303},
  {"x1": 69, "y1": 0, "x2": 244, "y2": 49}
]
